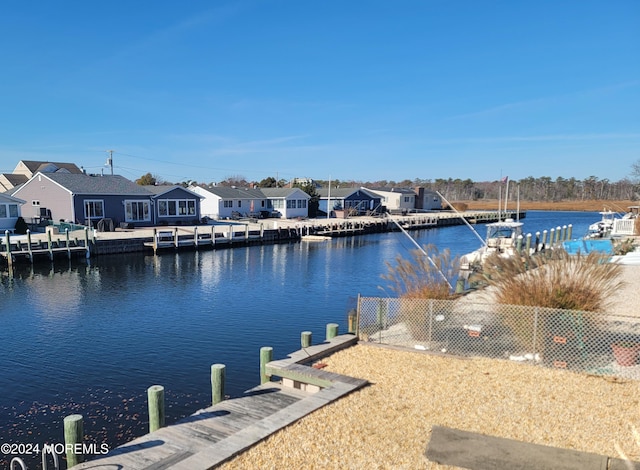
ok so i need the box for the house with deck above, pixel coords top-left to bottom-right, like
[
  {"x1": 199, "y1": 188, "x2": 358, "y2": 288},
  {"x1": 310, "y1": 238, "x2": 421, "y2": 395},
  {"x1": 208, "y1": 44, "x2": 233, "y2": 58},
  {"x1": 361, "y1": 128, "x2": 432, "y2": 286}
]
[
  {"x1": 317, "y1": 187, "x2": 382, "y2": 217},
  {"x1": 260, "y1": 188, "x2": 310, "y2": 219},
  {"x1": 190, "y1": 186, "x2": 269, "y2": 220},
  {"x1": 143, "y1": 185, "x2": 204, "y2": 225},
  {"x1": 11, "y1": 172, "x2": 164, "y2": 229},
  {"x1": 366, "y1": 188, "x2": 417, "y2": 214}
]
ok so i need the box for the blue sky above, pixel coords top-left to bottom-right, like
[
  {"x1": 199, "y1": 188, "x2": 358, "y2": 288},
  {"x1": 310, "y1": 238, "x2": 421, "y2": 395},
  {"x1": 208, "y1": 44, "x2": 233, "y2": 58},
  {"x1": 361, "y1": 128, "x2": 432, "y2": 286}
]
[{"x1": 0, "y1": 1, "x2": 638, "y2": 185}]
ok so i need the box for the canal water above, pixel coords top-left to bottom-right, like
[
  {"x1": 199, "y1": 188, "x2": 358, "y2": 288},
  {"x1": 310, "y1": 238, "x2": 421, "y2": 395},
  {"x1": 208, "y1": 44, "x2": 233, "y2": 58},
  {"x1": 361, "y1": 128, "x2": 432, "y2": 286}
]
[{"x1": 0, "y1": 211, "x2": 600, "y2": 465}]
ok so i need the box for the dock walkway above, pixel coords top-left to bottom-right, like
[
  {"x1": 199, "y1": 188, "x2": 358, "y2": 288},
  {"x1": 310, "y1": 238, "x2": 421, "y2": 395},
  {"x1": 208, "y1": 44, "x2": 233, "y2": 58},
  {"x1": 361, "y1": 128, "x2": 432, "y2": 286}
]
[{"x1": 73, "y1": 335, "x2": 366, "y2": 469}]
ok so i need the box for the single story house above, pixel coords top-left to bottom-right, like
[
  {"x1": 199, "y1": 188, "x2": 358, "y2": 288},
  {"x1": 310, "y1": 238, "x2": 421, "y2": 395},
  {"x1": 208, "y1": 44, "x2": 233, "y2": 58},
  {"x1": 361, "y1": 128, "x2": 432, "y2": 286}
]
[
  {"x1": 190, "y1": 186, "x2": 269, "y2": 220},
  {"x1": 316, "y1": 187, "x2": 382, "y2": 217},
  {"x1": 12, "y1": 172, "x2": 202, "y2": 229},
  {"x1": 260, "y1": 188, "x2": 310, "y2": 219},
  {"x1": 0, "y1": 193, "x2": 25, "y2": 232},
  {"x1": 143, "y1": 185, "x2": 204, "y2": 226},
  {"x1": 415, "y1": 187, "x2": 443, "y2": 210},
  {"x1": 366, "y1": 188, "x2": 417, "y2": 213}
]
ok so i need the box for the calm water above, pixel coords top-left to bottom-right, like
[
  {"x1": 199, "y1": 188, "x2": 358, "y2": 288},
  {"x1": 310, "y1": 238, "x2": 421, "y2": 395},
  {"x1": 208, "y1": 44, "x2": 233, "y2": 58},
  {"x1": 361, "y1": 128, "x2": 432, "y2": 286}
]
[{"x1": 0, "y1": 211, "x2": 600, "y2": 463}]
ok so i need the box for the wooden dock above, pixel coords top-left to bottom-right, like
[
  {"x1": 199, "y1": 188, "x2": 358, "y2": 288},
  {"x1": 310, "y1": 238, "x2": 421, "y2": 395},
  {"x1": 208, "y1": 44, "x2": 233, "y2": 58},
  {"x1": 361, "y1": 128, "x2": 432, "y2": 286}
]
[
  {"x1": 73, "y1": 335, "x2": 367, "y2": 470},
  {"x1": 0, "y1": 227, "x2": 90, "y2": 266}
]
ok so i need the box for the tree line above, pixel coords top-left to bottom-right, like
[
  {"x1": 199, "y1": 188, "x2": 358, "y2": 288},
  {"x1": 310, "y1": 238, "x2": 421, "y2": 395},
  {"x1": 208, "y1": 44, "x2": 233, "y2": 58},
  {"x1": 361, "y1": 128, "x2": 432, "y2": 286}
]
[{"x1": 135, "y1": 162, "x2": 640, "y2": 203}]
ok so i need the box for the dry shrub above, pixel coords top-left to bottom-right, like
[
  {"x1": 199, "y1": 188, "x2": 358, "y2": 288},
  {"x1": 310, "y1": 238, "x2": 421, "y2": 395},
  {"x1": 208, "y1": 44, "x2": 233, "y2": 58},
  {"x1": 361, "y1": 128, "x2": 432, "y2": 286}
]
[
  {"x1": 381, "y1": 244, "x2": 460, "y2": 300},
  {"x1": 449, "y1": 201, "x2": 468, "y2": 212},
  {"x1": 381, "y1": 245, "x2": 460, "y2": 341},
  {"x1": 480, "y1": 249, "x2": 624, "y2": 311}
]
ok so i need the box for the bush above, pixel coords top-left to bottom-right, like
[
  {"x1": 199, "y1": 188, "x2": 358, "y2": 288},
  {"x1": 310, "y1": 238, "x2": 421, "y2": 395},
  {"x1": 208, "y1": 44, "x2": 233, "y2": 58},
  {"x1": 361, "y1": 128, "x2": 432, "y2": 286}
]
[{"x1": 14, "y1": 217, "x2": 28, "y2": 235}]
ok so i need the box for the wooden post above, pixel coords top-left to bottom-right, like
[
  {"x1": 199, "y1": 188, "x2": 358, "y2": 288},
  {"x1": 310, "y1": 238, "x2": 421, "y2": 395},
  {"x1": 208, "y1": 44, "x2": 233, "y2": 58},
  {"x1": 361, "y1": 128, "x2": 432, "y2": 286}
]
[
  {"x1": 194, "y1": 226, "x2": 199, "y2": 249},
  {"x1": 542, "y1": 230, "x2": 548, "y2": 249},
  {"x1": 228, "y1": 224, "x2": 233, "y2": 243},
  {"x1": 455, "y1": 278, "x2": 465, "y2": 294},
  {"x1": 347, "y1": 309, "x2": 358, "y2": 334},
  {"x1": 66, "y1": 229, "x2": 71, "y2": 259},
  {"x1": 525, "y1": 233, "x2": 532, "y2": 253},
  {"x1": 174, "y1": 227, "x2": 179, "y2": 248},
  {"x1": 516, "y1": 234, "x2": 523, "y2": 252},
  {"x1": 211, "y1": 364, "x2": 225, "y2": 405},
  {"x1": 245, "y1": 224, "x2": 249, "y2": 240},
  {"x1": 5, "y1": 231, "x2": 12, "y2": 269},
  {"x1": 549, "y1": 228, "x2": 555, "y2": 247},
  {"x1": 555, "y1": 226, "x2": 561, "y2": 244},
  {"x1": 25, "y1": 229, "x2": 33, "y2": 262},
  {"x1": 561, "y1": 225, "x2": 567, "y2": 241},
  {"x1": 301, "y1": 331, "x2": 312, "y2": 348},
  {"x1": 326, "y1": 323, "x2": 339, "y2": 341},
  {"x1": 260, "y1": 347, "x2": 273, "y2": 384},
  {"x1": 147, "y1": 385, "x2": 165, "y2": 433},
  {"x1": 84, "y1": 227, "x2": 91, "y2": 258},
  {"x1": 211, "y1": 225, "x2": 215, "y2": 247},
  {"x1": 47, "y1": 228, "x2": 53, "y2": 261},
  {"x1": 535, "y1": 232, "x2": 540, "y2": 252},
  {"x1": 63, "y1": 414, "x2": 84, "y2": 467},
  {"x1": 153, "y1": 228, "x2": 158, "y2": 255}
]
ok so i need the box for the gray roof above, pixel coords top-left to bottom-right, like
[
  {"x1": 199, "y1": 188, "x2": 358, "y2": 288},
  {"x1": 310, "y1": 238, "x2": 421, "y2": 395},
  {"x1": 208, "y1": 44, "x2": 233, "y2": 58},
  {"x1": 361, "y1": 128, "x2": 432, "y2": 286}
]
[
  {"x1": 260, "y1": 188, "x2": 310, "y2": 198},
  {"x1": 366, "y1": 187, "x2": 417, "y2": 195},
  {"x1": 143, "y1": 185, "x2": 203, "y2": 198},
  {"x1": 0, "y1": 193, "x2": 25, "y2": 204},
  {"x1": 1, "y1": 174, "x2": 28, "y2": 185},
  {"x1": 316, "y1": 187, "x2": 380, "y2": 199},
  {"x1": 19, "y1": 160, "x2": 84, "y2": 174},
  {"x1": 198, "y1": 186, "x2": 267, "y2": 199},
  {"x1": 42, "y1": 173, "x2": 153, "y2": 195}
]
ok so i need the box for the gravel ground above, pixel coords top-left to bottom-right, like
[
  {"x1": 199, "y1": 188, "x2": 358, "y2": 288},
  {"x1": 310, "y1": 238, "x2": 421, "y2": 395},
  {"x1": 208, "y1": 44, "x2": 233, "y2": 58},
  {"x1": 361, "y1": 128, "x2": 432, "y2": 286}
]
[
  {"x1": 218, "y1": 343, "x2": 640, "y2": 470},
  {"x1": 216, "y1": 263, "x2": 640, "y2": 470}
]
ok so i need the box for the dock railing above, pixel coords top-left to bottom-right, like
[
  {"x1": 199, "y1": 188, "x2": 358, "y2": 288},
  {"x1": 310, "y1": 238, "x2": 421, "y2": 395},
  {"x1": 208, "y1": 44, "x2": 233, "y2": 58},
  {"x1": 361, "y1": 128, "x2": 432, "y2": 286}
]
[{"x1": 357, "y1": 296, "x2": 640, "y2": 380}]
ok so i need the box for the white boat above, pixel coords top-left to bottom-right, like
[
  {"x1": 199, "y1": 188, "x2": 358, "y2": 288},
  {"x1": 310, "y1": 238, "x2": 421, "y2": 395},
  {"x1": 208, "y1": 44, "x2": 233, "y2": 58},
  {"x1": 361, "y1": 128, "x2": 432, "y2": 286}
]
[
  {"x1": 460, "y1": 219, "x2": 524, "y2": 271},
  {"x1": 586, "y1": 210, "x2": 617, "y2": 239}
]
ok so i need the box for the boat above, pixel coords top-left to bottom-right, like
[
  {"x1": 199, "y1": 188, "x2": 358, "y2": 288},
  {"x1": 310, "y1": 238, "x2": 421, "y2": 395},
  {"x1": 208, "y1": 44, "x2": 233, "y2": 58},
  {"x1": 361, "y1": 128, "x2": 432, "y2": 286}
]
[
  {"x1": 585, "y1": 210, "x2": 617, "y2": 239},
  {"x1": 460, "y1": 219, "x2": 525, "y2": 271}
]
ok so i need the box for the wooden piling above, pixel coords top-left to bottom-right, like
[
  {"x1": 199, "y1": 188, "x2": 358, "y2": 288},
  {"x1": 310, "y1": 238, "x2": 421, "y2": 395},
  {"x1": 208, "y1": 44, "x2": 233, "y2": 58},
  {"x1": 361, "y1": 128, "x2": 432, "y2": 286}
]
[
  {"x1": 147, "y1": 385, "x2": 165, "y2": 433},
  {"x1": 63, "y1": 414, "x2": 84, "y2": 467},
  {"x1": 326, "y1": 323, "x2": 339, "y2": 341},
  {"x1": 525, "y1": 233, "x2": 532, "y2": 253},
  {"x1": 211, "y1": 364, "x2": 225, "y2": 406},
  {"x1": 26, "y1": 230, "x2": 33, "y2": 262},
  {"x1": 347, "y1": 309, "x2": 358, "y2": 334},
  {"x1": 567, "y1": 224, "x2": 573, "y2": 240},
  {"x1": 66, "y1": 229, "x2": 71, "y2": 259},
  {"x1": 301, "y1": 331, "x2": 312, "y2": 348},
  {"x1": 47, "y1": 229, "x2": 53, "y2": 260},
  {"x1": 5, "y1": 231, "x2": 12, "y2": 269},
  {"x1": 260, "y1": 346, "x2": 273, "y2": 384}
]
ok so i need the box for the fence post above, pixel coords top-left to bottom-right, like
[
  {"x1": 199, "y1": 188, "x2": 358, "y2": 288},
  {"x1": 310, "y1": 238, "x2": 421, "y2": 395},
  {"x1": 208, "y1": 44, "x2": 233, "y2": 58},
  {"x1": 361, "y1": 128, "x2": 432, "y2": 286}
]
[
  {"x1": 211, "y1": 364, "x2": 225, "y2": 406},
  {"x1": 301, "y1": 331, "x2": 312, "y2": 348},
  {"x1": 567, "y1": 224, "x2": 572, "y2": 240},
  {"x1": 525, "y1": 233, "x2": 532, "y2": 253},
  {"x1": 542, "y1": 230, "x2": 548, "y2": 249},
  {"x1": 63, "y1": 414, "x2": 84, "y2": 467},
  {"x1": 147, "y1": 385, "x2": 165, "y2": 432},
  {"x1": 516, "y1": 235, "x2": 523, "y2": 253},
  {"x1": 535, "y1": 232, "x2": 540, "y2": 252},
  {"x1": 549, "y1": 228, "x2": 555, "y2": 247},
  {"x1": 347, "y1": 308, "x2": 358, "y2": 334},
  {"x1": 326, "y1": 323, "x2": 339, "y2": 340},
  {"x1": 561, "y1": 225, "x2": 567, "y2": 241},
  {"x1": 260, "y1": 346, "x2": 273, "y2": 384}
]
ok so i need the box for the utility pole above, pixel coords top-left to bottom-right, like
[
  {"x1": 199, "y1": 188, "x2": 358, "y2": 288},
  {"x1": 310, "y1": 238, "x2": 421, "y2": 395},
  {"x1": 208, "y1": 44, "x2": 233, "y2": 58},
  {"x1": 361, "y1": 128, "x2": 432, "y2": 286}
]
[{"x1": 106, "y1": 150, "x2": 114, "y2": 175}]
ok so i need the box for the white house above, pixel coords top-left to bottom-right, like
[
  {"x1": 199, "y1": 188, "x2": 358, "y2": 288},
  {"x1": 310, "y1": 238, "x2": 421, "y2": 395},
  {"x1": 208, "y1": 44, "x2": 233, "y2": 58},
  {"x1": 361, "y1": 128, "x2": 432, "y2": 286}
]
[
  {"x1": 0, "y1": 193, "x2": 25, "y2": 232},
  {"x1": 367, "y1": 188, "x2": 417, "y2": 213},
  {"x1": 190, "y1": 186, "x2": 269, "y2": 220},
  {"x1": 260, "y1": 188, "x2": 311, "y2": 219}
]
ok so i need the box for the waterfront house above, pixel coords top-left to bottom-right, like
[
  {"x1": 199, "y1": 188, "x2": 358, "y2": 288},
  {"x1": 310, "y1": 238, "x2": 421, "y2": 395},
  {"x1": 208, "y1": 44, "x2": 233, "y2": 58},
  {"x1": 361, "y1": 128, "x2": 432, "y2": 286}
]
[
  {"x1": 0, "y1": 193, "x2": 25, "y2": 232},
  {"x1": 260, "y1": 188, "x2": 311, "y2": 219},
  {"x1": 414, "y1": 187, "x2": 443, "y2": 210},
  {"x1": 190, "y1": 186, "x2": 268, "y2": 220},
  {"x1": 366, "y1": 188, "x2": 417, "y2": 214},
  {"x1": 317, "y1": 187, "x2": 382, "y2": 217},
  {"x1": 12, "y1": 172, "x2": 155, "y2": 229},
  {"x1": 0, "y1": 160, "x2": 84, "y2": 191},
  {"x1": 143, "y1": 185, "x2": 204, "y2": 226}
]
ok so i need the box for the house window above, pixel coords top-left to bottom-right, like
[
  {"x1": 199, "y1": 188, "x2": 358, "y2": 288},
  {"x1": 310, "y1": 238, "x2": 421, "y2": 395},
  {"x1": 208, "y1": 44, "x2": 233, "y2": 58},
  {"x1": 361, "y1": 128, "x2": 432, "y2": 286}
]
[
  {"x1": 125, "y1": 200, "x2": 151, "y2": 222},
  {"x1": 9, "y1": 204, "x2": 17, "y2": 217},
  {"x1": 238, "y1": 200, "x2": 242, "y2": 208},
  {"x1": 287, "y1": 200, "x2": 295, "y2": 209},
  {"x1": 0, "y1": 206, "x2": 5, "y2": 218},
  {"x1": 223, "y1": 200, "x2": 232, "y2": 208},
  {"x1": 85, "y1": 200, "x2": 104, "y2": 219},
  {"x1": 272, "y1": 199, "x2": 283, "y2": 209},
  {"x1": 158, "y1": 199, "x2": 196, "y2": 217}
]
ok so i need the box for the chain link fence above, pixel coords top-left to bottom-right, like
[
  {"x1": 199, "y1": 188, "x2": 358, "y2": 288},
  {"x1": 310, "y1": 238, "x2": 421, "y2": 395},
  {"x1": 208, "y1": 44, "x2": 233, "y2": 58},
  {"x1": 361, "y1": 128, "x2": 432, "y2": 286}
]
[{"x1": 357, "y1": 296, "x2": 640, "y2": 380}]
